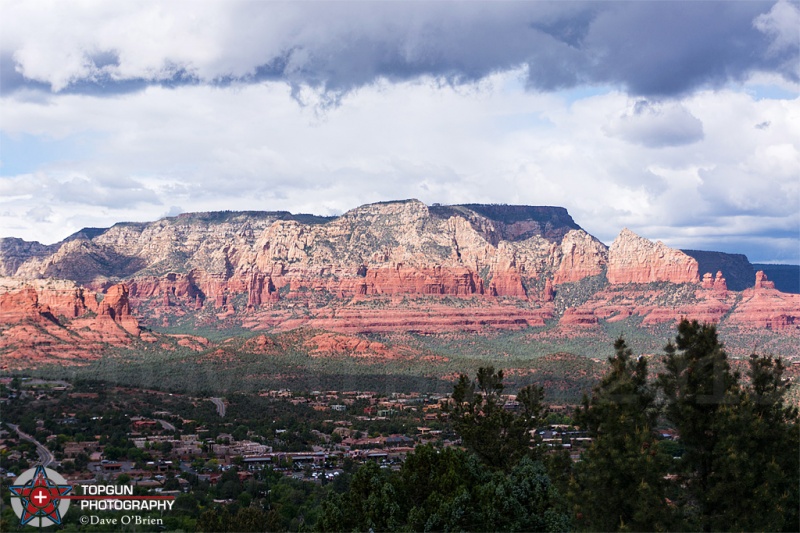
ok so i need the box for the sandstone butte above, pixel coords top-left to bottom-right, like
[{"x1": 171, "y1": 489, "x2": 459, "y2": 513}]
[{"x1": 0, "y1": 200, "x2": 797, "y2": 366}]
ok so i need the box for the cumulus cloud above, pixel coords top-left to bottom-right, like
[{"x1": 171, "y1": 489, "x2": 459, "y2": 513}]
[
  {"x1": 0, "y1": 2, "x2": 798, "y2": 263},
  {"x1": 699, "y1": 143, "x2": 800, "y2": 215},
  {"x1": 0, "y1": 70, "x2": 797, "y2": 261},
  {"x1": 55, "y1": 174, "x2": 160, "y2": 207},
  {"x1": 605, "y1": 100, "x2": 704, "y2": 148},
  {"x1": 754, "y1": 0, "x2": 800, "y2": 56},
  {"x1": 25, "y1": 205, "x2": 53, "y2": 223},
  {"x1": 163, "y1": 205, "x2": 184, "y2": 218},
  {"x1": 1, "y1": 1, "x2": 795, "y2": 98}
]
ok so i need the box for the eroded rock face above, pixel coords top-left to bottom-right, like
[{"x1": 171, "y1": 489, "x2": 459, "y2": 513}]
[
  {"x1": 542, "y1": 267, "x2": 800, "y2": 331},
  {"x1": 0, "y1": 238, "x2": 56, "y2": 277},
  {"x1": 701, "y1": 271, "x2": 728, "y2": 292},
  {"x1": 548, "y1": 284, "x2": 734, "y2": 328},
  {"x1": 0, "y1": 278, "x2": 141, "y2": 367},
  {"x1": 607, "y1": 229, "x2": 699, "y2": 284},
  {"x1": 361, "y1": 265, "x2": 484, "y2": 296},
  {"x1": 560, "y1": 307, "x2": 598, "y2": 326},
  {"x1": 305, "y1": 332, "x2": 400, "y2": 359},
  {"x1": 98, "y1": 284, "x2": 139, "y2": 335},
  {"x1": 247, "y1": 272, "x2": 278, "y2": 307},
  {"x1": 755, "y1": 270, "x2": 776, "y2": 290},
  {"x1": 682, "y1": 250, "x2": 754, "y2": 291},
  {"x1": 243, "y1": 301, "x2": 553, "y2": 334},
  {"x1": 1, "y1": 202, "x2": 796, "y2": 356},
  {"x1": 727, "y1": 272, "x2": 800, "y2": 330},
  {"x1": 713, "y1": 271, "x2": 727, "y2": 292},
  {"x1": 2, "y1": 201, "x2": 583, "y2": 300},
  {"x1": 542, "y1": 279, "x2": 555, "y2": 302},
  {"x1": 488, "y1": 246, "x2": 527, "y2": 297},
  {"x1": 553, "y1": 230, "x2": 607, "y2": 285},
  {"x1": 0, "y1": 278, "x2": 87, "y2": 320}
]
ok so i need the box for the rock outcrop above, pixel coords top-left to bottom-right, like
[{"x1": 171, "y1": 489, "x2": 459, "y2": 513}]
[
  {"x1": 97, "y1": 284, "x2": 139, "y2": 335},
  {"x1": 553, "y1": 230, "x2": 607, "y2": 284},
  {"x1": 754, "y1": 270, "x2": 776, "y2": 290},
  {"x1": 607, "y1": 229, "x2": 699, "y2": 284},
  {"x1": 1, "y1": 202, "x2": 797, "y2": 364},
  {"x1": 726, "y1": 272, "x2": 800, "y2": 330},
  {"x1": 713, "y1": 271, "x2": 727, "y2": 292},
  {"x1": 701, "y1": 271, "x2": 727, "y2": 292},
  {"x1": 361, "y1": 266, "x2": 484, "y2": 296},
  {"x1": 545, "y1": 267, "x2": 800, "y2": 331},
  {"x1": 305, "y1": 332, "x2": 405, "y2": 360},
  {"x1": 0, "y1": 238, "x2": 56, "y2": 277},
  {"x1": 752, "y1": 264, "x2": 800, "y2": 294},
  {"x1": 244, "y1": 302, "x2": 553, "y2": 334},
  {"x1": 682, "y1": 249, "x2": 754, "y2": 291},
  {"x1": 0, "y1": 278, "x2": 141, "y2": 367},
  {"x1": 0, "y1": 278, "x2": 88, "y2": 320}
]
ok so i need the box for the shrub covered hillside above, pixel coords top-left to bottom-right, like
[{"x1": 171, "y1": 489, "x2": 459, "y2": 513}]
[{"x1": 309, "y1": 319, "x2": 799, "y2": 533}]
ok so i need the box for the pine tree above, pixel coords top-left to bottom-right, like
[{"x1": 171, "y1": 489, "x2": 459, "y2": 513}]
[
  {"x1": 703, "y1": 353, "x2": 800, "y2": 532},
  {"x1": 475, "y1": 457, "x2": 573, "y2": 532},
  {"x1": 445, "y1": 366, "x2": 546, "y2": 469},
  {"x1": 316, "y1": 461, "x2": 402, "y2": 532},
  {"x1": 399, "y1": 445, "x2": 487, "y2": 531},
  {"x1": 657, "y1": 319, "x2": 739, "y2": 530},
  {"x1": 571, "y1": 338, "x2": 672, "y2": 531},
  {"x1": 657, "y1": 319, "x2": 800, "y2": 531}
]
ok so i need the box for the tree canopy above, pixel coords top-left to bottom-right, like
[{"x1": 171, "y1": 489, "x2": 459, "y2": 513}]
[
  {"x1": 445, "y1": 366, "x2": 546, "y2": 469},
  {"x1": 571, "y1": 338, "x2": 672, "y2": 531},
  {"x1": 318, "y1": 322, "x2": 799, "y2": 532},
  {"x1": 658, "y1": 320, "x2": 799, "y2": 532}
]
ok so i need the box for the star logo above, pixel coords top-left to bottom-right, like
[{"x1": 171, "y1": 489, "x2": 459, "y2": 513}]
[{"x1": 9, "y1": 466, "x2": 72, "y2": 527}]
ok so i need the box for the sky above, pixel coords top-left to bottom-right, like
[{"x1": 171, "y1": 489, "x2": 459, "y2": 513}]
[{"x1": 0, "y1": 1, "x2": 798, "y2": 263}]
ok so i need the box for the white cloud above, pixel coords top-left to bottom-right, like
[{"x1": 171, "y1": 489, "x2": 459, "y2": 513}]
[
  {"x1": 0, "y1": 66, "x2": 798, "y2": 261},
  {"x1": 605, "y1": 100, "x2": 704, "y2": 148},
  {"x1": 2, "y1": 1, "x2": 795, "y2": 97},
  {"x1": 754, "y1": 0, "x2": 800, "y2": 56}
]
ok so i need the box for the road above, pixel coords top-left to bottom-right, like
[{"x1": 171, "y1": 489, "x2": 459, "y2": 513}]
[
  {"x1": 210, "y1": 397, "x2": 226, "y2": 417},
  {"x1": 156, "y1": 419, "x2": 176, "y2": 431},
  {"x1": 7, "y1": 423, "x2": 54, "y2": 467}
]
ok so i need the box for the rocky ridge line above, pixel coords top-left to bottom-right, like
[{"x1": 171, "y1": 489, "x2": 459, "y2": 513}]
[{"x1": 0, "y1": 201, "x2": 797, "y2": 366}]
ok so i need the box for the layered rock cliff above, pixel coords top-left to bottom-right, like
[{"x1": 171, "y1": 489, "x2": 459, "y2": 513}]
[
  {"x1": 552, "y1": 230, "x2": 607, "y2": 284},
  {"x1": 1, "y1": 201, "x2": 797, "y2": 366},
  {"x1": 726, "y1": 272, "x2": 800, "y2": 331},
  {"x1": 753, "y1": 264, "x2": 800, "y2": 294},
  {"x1": 682, "y1": 250, "x2": 755, "y2": 292},
  {"x1": 0, "y1": 238, "x2": 56, "y2": 277},
  {"x1": 607, "y1": 229, "x2": 699, "y2": 284},
  {"x1": 0, "y1": 278, "x2": 142, "y2": 367},
  {"x1": 3, "y1": 201, "x2": 584, "y2": 302}
]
